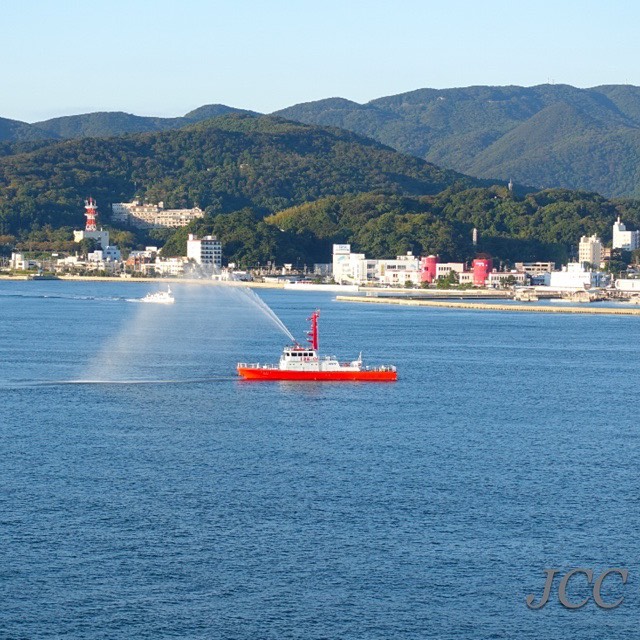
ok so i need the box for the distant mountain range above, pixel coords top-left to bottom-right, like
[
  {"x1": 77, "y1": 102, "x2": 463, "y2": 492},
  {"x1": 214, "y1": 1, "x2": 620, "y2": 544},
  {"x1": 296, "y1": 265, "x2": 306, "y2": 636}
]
[
  {"x1": 275, "y1": 85, "x2": 640, "y2": 199},
  {"x1": 4, "y1": 85, "x2": 640, "y2": 198},
  {"x1": 0, "y1": 105, "x2": 258, "y2": 142}
]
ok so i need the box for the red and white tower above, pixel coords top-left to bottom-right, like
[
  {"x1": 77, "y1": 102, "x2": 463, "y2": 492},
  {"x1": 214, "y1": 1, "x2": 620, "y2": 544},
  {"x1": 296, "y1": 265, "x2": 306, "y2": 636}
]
[
  {"x1": 307, "y1": 310, "x2": 319, "y2": 351},
  {"x1": 84, "y1": 197, "x2": 98, "y2": 231}
]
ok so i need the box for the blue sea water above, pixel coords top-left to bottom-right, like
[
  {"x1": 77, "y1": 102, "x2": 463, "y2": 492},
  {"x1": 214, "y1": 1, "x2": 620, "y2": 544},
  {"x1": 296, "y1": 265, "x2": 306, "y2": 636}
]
[{"x1": 1, "y1": 280, "x2": 640, "y2": 639}]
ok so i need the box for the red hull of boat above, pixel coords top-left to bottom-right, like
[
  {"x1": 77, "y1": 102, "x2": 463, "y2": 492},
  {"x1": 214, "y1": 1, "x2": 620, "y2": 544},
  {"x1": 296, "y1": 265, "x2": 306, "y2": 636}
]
[{"x1": 237, "y1": 367, "x2": 397, "y2": 381}]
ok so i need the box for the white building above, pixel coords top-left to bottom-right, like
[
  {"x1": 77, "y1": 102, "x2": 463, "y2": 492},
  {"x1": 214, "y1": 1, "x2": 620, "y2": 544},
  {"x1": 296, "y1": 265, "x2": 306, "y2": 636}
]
[
  {"x1": 187, "y1": 234, "x2": 222, "y2": 268},
  {"x1": 87, "y1": 246, "x2": 121, "y2": 262},
  {"x1": 514, "y1": 261, "x2": 556, "y2": 276},
  {"x1": 128, "y1": 246, "x2": 158, "y2": 260},
  {"x1": 332, "y1": 245, "x2": 376, "y2": 284},
  {"x1": 332, "y1": 245, "x2": 426, "y2": 285},
  {"x1": 376, "y1": 253, "x2": 421, "y2": 286},
  {"x1": 73, "y1": 228, "x2": 110, "y2": 248},
  {"x1": 10, "y1": 252, "x2": 37, "y2": 270},
  {"x1": 332, "y1": 244, "x2": 353, "y2": 283},
  {"x1": 549, "y1": 262, "x2": 607, "y2": 289},
  {"x1": 154, "y1": 257, "x2": 188, "y2": 276},
  {"x1": 487, "y1": 272, "x2": 526, "y2": 287},
  {"x1": 612, "y1": 217, "x2": 640, "y2": 251},
  {"x1": 435, "y1": 263, "x2": 465, "y2": 279},
  {"x1": 112, "y1": 201, "x2": 205, "y2": 229},
  {"x1": 578, "y1": 234, "x2": 602, "y2": 268}
]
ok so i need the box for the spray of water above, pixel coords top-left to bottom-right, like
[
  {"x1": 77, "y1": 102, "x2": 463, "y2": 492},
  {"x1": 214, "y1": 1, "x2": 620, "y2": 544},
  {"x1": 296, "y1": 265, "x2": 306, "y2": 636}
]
[{"x1": 232, "y1": 286, "x2": 296, "y2": 343}]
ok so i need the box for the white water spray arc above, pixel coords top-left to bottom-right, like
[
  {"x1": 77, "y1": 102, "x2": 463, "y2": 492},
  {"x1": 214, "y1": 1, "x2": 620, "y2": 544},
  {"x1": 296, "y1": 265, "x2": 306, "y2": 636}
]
[{"x1": 235, "y1": 286, "x2": 296, "y2": 342}]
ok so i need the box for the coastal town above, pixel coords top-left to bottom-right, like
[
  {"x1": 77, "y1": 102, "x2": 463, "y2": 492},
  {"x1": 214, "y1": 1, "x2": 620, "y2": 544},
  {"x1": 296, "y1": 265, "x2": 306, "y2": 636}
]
[{"x1": 3, "y1": 197, "x2": 640, "y2": 299}]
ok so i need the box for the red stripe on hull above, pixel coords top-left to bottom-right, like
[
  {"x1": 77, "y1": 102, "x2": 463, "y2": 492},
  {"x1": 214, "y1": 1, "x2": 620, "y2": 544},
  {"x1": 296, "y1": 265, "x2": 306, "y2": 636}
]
[{"x1": 237, "y1": 368, "x2": 397, "y2": 381}]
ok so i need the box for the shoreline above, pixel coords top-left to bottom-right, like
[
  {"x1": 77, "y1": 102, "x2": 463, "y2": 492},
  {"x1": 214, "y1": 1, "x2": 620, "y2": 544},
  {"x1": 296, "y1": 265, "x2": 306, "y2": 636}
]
[
  {"x1": 0, "y1": 275, "x2": 286, "y2": 289},
  {"x1": 336, "y1": 295, "x2": 640, "y2": 316}
]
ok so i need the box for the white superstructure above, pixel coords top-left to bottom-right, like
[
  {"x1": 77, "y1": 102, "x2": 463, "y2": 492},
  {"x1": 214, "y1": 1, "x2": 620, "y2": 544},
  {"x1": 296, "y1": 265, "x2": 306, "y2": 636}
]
[{"x1": 140, "y1": 287, "x2": 175, "y2": 304}]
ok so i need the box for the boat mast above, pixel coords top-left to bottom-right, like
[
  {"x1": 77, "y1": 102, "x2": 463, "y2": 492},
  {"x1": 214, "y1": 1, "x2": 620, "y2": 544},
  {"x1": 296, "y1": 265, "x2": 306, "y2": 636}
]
[{"x1": 307, "y1": 310, "x2": 319, "y2": 351}]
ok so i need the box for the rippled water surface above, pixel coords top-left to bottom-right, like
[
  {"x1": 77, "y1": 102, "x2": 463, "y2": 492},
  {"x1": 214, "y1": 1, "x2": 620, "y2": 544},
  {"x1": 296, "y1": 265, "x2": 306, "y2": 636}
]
[{"x1": 2, "y1": 280, "x2": 640, "y2": 638}]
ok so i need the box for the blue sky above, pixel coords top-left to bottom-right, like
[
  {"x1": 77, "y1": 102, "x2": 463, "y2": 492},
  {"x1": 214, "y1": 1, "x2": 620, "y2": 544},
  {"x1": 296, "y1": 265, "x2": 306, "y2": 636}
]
[{"x1": 4, "y1": 0, "x2": 639, "y2": 122}]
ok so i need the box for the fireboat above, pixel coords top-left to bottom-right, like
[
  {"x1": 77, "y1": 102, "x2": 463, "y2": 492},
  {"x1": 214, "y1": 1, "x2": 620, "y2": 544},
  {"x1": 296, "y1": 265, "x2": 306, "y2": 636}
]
[{"x1": 237, "y1": 310, "x2": 397, "y2": 381}]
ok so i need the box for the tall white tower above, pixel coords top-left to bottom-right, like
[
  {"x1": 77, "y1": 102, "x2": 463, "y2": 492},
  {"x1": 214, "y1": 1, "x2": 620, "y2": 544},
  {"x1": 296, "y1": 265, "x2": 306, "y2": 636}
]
[{"x1": 612, "y1": 216, "x2": 640, "y2": 251}]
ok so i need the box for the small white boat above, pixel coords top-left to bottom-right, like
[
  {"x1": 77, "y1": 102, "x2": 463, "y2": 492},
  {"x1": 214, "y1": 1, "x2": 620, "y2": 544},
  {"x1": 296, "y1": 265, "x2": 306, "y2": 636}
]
[{"x1": 140, "y1": 286, "x2": 175, "y2": 304}]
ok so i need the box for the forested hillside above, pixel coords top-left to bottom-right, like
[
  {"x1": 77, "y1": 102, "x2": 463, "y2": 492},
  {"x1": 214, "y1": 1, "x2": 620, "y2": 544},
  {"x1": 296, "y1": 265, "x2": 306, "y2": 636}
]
[{"x1": 0, "y1": 114, "x2": 469, "y2": 236}]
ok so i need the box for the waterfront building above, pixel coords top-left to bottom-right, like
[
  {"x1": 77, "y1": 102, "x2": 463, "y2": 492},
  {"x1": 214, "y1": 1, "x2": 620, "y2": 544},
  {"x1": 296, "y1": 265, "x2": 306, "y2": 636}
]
[
  {"x1": 612, "y1": 216, "x2": 640, "y2": 251},
  {"x1": 376, "y1": 252, "x2": 421, "y2": 286},
  {"x1": 332, "y1": 244, "x2": 353, "y2": 283},
  {"x1": 332, "y1": 245, "x2": 377, "y2": 284},
  {"x1": 333, "y1": 245, "x2": 423, "y2": 285},
  {"x1": 125, "y1": 246, "x2": 157, "y2": 273},
  {"x1": 487, "y1": 272, "x2": 526, "y2": 287},
  {"x1": 578, "y1": 234, "x2": 602, "y2": 268},
  {"x1": 154, "y1": 257, "x2": 188, "y2": 276},
  {"x1": 331, "y1": 246, "x2": 526, "y2": 288},
  {"x1": 514, "y1": 262, "x2": 556, "y2": 276},
  {"x1": 549, "y1": 262, "x2": 607, "y2": 289},
  {"x1": 186, "y1": 234, "x2": 222, "y2": 268},
  {"x1": 10, "y1": 252, "x2": 37, "y2": 270},
  {"x1": 87, "y1": 246, "x2": 121, "y2": 263},
  {"x1": 435, "y1": 263, "x2": 465, "y2": 279},
  {"x1": 112, "y1": 200, "x2": 205, "y2": 229}
]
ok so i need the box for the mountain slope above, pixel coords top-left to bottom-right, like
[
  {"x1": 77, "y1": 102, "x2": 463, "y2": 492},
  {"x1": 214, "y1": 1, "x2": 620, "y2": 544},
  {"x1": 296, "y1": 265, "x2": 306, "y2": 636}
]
[{"x1": 274, "y1": 84, "x2": 640, "y2": 198}]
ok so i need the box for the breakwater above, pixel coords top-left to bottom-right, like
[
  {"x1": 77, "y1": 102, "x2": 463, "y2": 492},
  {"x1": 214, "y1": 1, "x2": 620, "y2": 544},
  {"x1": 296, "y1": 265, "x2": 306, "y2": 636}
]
[{"x1": 336, "y1": 295, "x2": 640, "y2": 316}]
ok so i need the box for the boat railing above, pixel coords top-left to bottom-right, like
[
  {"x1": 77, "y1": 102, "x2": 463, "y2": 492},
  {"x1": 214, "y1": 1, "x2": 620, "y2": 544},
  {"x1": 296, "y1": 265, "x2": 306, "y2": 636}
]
[
  {"x1": 237, "y1": 362, "x2": 278, "y2": 370},
  {"x1": 364, "y1": 365, "x2": 397, "y2": 372}
]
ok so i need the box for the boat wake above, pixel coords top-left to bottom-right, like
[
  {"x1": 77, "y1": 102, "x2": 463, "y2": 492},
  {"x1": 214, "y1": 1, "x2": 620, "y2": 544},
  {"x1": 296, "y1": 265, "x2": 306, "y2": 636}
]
[
  {"x1": 0, "y1": 292, "x2": 128, "y2": 302},
  {"x1": 0, "y1": 377, "x2": 238, "y2": 389}
]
